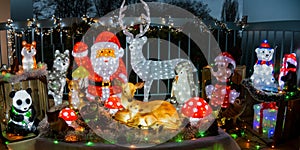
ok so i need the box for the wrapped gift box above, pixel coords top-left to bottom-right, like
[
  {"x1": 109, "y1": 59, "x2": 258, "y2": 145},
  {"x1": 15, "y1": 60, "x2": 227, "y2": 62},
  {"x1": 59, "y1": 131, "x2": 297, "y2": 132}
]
[{"x1": 253, "y1": 102, "x2": 278, "y2": 138}]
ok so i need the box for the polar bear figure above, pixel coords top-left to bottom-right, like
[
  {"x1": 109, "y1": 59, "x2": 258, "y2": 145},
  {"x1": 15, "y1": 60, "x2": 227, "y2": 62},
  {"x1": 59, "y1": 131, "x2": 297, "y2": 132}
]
[{"x1": 250, "y1": 40, "x2": 276, "y2": 91}]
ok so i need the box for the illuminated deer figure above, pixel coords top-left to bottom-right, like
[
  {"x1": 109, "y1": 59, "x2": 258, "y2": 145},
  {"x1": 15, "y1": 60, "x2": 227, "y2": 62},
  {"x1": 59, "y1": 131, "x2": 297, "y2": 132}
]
[{"x1": 119, "y1": 0, "x2": 196, "y2": 102}]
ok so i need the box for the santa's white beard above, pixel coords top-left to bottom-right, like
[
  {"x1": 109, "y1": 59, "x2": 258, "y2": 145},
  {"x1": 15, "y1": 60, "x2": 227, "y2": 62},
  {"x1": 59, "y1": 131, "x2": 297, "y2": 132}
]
[{"x1": 91, "y1": 57, "x2": 119, "y2": 80}]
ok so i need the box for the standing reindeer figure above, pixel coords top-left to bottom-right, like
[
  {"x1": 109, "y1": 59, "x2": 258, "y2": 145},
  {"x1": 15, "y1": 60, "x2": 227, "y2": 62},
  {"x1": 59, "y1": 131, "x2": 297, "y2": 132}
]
[{"x1": 119, "y1": 0, "x2": 196, "y2": 102}]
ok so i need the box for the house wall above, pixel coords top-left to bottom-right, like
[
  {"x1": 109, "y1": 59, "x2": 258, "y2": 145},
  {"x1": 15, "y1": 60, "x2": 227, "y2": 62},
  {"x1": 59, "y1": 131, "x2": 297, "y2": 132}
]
[
  {"x1": 0, "y1": 0, "x2": 10, "y2": 65},
  {"x1": 243, "y1": 0, "x2": 300, "y2": 22}
]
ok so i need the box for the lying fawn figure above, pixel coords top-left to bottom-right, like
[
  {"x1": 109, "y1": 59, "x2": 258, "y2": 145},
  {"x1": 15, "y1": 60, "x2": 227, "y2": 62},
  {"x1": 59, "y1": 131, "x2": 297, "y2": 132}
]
[{"x1": 114, "y1": 82, "x2": 181, "y2": 130}]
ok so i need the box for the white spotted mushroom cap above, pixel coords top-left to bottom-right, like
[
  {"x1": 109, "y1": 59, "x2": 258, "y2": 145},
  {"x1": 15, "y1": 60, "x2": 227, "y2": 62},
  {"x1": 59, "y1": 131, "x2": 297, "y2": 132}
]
[
  {"x1": 104, "y1": 95, "x2": 124, "y2": 109},
  {"x1": 59, "y1": 107, "x2": 78, "y2": 121},
  {"x1": 181, "y1": 97, "x2": 212, "y2": 118}
]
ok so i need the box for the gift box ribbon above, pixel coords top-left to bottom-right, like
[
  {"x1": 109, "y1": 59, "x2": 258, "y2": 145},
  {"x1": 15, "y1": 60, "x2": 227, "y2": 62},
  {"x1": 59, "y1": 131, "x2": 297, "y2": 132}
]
[{"x1": 259, "y1": 102, "x2": 278, "y2": 134}]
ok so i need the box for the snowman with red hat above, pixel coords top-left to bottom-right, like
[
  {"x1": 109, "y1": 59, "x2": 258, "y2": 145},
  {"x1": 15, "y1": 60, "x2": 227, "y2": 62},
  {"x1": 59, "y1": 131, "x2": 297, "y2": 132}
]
[
  {"x1": 72, "y1": 31, "x2": 128, "y2": 102},
  {"x1": 250, "y1": 40, "x2": 277, "y2": 92}
]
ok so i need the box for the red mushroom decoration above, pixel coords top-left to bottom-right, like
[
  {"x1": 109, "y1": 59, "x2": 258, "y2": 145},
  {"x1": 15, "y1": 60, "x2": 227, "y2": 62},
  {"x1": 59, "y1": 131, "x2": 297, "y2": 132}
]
[
  {"x1": 104, "y1": 95, "x2": 124, "y2": 115},
  {"x1": 181, "y1": 97, "x2": 212, "y2": 126},
  {"x1": 59, "y1": 108, "x2": 78, "y2": 126}
]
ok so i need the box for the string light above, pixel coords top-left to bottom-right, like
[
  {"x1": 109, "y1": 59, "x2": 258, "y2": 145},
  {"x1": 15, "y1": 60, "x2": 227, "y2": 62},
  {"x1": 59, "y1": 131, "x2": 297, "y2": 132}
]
[
  {"x1": 230, "y1": 134, "x2": 238, "y2": 139},
  {"x1": 5, "y1": 19, "x2": 15, "y2": 67},
  {"x1": 240, "y1": 130, "x2": 245, "y2": 137},
  {"x1": 197, "y1": 131, "x2": 206, "y2": 137},
  {"x1": 85, "y1": 141, "x2": 94, "y2": 146},
  {"x1": 53, "y1": 140, "x2": 59, "y2": 144},
  {"x1": 175, "y1": 137, "x2": 183, "y2": 143}
]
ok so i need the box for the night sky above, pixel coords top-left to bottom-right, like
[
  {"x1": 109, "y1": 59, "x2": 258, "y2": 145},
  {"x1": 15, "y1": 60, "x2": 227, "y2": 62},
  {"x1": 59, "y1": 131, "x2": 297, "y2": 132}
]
[
  {"x1": 8, "y1": 0, "x2": 300, "y2": 22},
  {"x1": 11, "y1": 0, "x2": 33, "y2": 21}
]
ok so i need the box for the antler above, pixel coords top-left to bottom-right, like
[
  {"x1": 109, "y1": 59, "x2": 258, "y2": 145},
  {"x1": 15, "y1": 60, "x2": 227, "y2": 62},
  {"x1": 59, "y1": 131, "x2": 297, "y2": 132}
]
[
  {"x1": 119, "y1": 0, "x2": 134, "y2": 41},
  {"x1": 136, "y1": 0, "x2": 151, "y2": 38},
  {"x1": 118, "y1": 0, "x2": 151, "y2": 41}
]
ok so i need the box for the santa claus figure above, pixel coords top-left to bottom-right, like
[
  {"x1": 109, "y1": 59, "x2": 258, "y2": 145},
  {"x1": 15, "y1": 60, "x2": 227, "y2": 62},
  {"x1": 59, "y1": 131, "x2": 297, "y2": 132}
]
[{"x1": 72, "y1": 31, "x2": 128, "y2": 102}]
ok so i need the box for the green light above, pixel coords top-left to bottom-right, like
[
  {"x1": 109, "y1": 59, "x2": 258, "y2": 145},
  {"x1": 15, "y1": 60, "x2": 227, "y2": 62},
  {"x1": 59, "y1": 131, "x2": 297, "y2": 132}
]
[
  {"x1": 53, "y1": 140, "x2": 59, "y2": 144},
  {"x1": 241, "y1": 131, "x2": 245, "y2": 137},
  {"x1": 85, "y1": 119, "x2": 90, "y2": 123},
  {"x1": 175, "y1": 138, "x2": 183, "y2": 143},
  {"x1": 199, "y1": 132, "x2": 205, "y2": 137},
  {"x1": 231, "y1": 134, "x2": 238, "y2": 139},
  {"x1": 5, "y1": 141, "x2": 9, "y2": 145},
  {"x1": 256, "y1": 145, "x2": 260, "y2": 149},
  {"x1": 174, "y1": 134, "x2": 183, "y2": 143},
  {"x1": 290, "y1": 92, "x2": 295, "y2": 96},
  {"x1": 144, "y1": 137, "x2": 149, "y2": 141},
  {"x1": 196, "y1": 131, "x2": 206, "y2": 137},
  {"x1": 86, "y1": 141, "x2": 94, "y2": 146},
  {"x1": 285, "y1": 95, "x2": 290, "y2": 100},
  {"x1": 263, "y1": 129, "x2": 267, "y2": 133}
]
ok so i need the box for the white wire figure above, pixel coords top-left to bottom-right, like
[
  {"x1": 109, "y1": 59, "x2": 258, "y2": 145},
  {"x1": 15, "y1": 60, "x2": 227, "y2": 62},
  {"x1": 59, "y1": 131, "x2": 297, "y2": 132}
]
[
  {"x1": 205, "y1": 52, "x2": 239, "y2": 108},
  {"x1": 48, "y1": 50, "x2": 70, "y2": 106},
  {"x1": 119, "y1": 0, "x2": 196, "y2": 102},
  {"x1": 250, "y1": 40, "x2": 277, "y2": 92},
  {"x1": 171, "y1": 61, "x2": 198, "y2": 108}
]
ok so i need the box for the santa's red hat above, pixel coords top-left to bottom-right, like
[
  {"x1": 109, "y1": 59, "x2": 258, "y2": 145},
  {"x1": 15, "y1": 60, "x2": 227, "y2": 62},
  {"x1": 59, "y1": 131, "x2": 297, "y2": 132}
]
[
  {"x1": 92, "y1": 31, "x2": 124, "y2": 58},
  {"x1": 215, "y1": 52, "x2": 236, "y2": 69},
  {"x1": 72, "y1": 31, "x2": 124, "y2": 58},
  {"x1": 73, "y1": 42, "x2": 89, "y2": 57}
]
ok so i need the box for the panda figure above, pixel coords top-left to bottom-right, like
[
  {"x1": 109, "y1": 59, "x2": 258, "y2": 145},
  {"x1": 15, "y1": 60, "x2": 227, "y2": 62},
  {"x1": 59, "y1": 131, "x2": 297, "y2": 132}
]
[{"x1": 7, "y1": 88, "x2": 39, "y2": 136}]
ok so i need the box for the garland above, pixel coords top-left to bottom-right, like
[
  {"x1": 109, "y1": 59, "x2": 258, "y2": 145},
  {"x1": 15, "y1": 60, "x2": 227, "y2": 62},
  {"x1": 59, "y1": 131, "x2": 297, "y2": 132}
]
[
  {"x1": 0, "y1": 64, "x2": 48, "y2": 84},
  {"x1": 241, "y1": 79, "x2": 284, "y2": 102}
]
